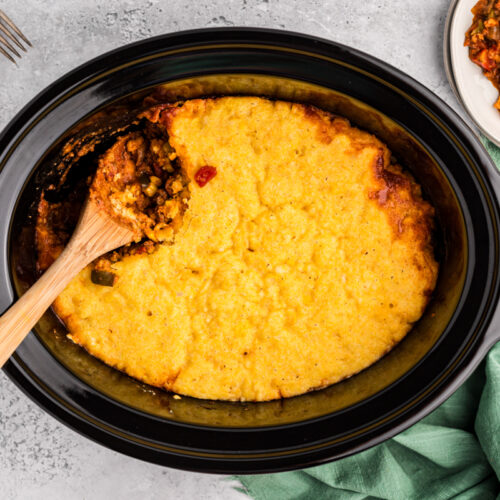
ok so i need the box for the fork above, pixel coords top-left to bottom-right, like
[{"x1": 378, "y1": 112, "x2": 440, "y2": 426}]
[{"x1": 0, "y1": 10, "x2": 31, "y2": 64}]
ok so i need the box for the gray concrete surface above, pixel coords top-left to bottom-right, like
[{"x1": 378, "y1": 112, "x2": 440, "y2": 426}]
[{"x1": 0, "y1": 0, "x2": 464, "y2": 498}]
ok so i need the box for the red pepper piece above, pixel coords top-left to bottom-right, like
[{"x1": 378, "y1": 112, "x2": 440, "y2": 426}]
[{"x1": 194, "y1": 166, "x2": 217, "y2": 187}]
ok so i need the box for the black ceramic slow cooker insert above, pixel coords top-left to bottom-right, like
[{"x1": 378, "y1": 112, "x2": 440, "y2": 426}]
[{"x1": 0, "y1": 29, "x2": 499, "y2": 473}]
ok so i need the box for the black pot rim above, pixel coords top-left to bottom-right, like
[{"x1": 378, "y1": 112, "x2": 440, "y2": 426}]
[{"x1": 1, "y1": 28, "x2": 500, "y2": 474}]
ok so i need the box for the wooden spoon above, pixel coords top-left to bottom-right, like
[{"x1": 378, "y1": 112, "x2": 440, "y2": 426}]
[{"x1": 0, "y1": 197, "x2": 136, "y2": 367}]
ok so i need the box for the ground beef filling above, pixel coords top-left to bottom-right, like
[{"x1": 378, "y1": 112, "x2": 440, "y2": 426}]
[{"x1": 36, "y1": 125, "x2": 189, "y2": 287}]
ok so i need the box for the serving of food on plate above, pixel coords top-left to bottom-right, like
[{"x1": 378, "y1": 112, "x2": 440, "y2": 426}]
[
  {"x1": 445, "y1": 0, "x2": 500, "y2": 146},
  {"x1": 465, "y1": 0, "x2": 500, "y2": 110},
  {"x1": 33, "y1": 97, "x2": 438, "y2": 402}
]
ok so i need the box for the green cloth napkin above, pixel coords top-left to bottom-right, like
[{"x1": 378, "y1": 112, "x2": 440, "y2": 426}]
[{"x1": 236, "y1": 139, "x2": 500, "y2": 500}]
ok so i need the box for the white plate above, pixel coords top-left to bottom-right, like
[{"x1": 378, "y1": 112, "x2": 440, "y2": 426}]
[{"x1": 444, "y1": 0, "x2": 500, "y2": 146}]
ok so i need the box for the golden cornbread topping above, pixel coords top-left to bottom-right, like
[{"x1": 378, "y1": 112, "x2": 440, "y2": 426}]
[{"x1": 36, "y1": 97, "x2": 438, "y2": 402}]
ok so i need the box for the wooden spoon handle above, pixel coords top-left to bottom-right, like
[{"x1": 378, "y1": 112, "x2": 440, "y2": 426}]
[{"x1": 0, "y1": 243, "x2": 87, "y2": 367}]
